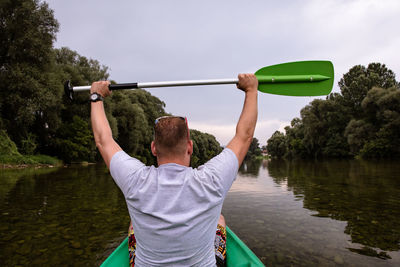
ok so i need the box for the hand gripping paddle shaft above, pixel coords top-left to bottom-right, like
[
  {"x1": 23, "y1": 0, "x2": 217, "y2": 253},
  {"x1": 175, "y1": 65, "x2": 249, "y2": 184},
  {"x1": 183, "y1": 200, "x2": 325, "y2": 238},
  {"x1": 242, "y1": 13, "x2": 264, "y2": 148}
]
[{"x1": 64, "y1": 60, "x2": 334, "y2": 100}]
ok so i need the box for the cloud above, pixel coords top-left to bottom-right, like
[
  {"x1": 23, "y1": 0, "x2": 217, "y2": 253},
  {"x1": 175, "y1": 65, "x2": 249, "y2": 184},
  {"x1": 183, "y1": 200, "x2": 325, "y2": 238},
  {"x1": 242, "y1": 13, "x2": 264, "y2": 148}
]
[
  {"x1": 47, "y1": 0, "x2": 400, "y2": 147},
  {"x1": 190, "y1": 119, "x2": 289, "y2": 146},
  {"x1": 297, "y1": 0, "x2": 400, "y2": 92}
]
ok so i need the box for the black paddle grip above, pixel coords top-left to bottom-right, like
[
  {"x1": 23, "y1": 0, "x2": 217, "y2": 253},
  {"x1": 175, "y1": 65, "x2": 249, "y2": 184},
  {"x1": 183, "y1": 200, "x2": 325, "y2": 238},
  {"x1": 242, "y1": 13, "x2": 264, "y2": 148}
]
[
  {"x1": 109, "y1": 83, "x2": 138, "y2": 91},
  {"x1": 64, "y1": 80, "x2": 74, "y2": 101}
]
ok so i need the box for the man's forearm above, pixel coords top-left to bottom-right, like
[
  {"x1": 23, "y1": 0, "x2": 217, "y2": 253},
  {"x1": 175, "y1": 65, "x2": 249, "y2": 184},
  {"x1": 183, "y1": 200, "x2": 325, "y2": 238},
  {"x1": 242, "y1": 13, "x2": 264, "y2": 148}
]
[
  {"x1": 226, "y1": 74, "x2": 258, "y2": 165},
  {"x1": 236, "y1": 90, "x2": 258, "y2": 141},
  {"x1": 90, "y1": 81, "x2": 121, "y2": 168},
  {"x1": 91, "y1": 102, "x2": 113, "y2": 148}
]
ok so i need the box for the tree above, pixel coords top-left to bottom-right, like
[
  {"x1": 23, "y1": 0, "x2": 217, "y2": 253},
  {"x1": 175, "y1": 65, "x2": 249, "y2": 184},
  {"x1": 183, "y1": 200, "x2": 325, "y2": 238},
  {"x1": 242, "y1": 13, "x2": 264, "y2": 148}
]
[
  {"x1": 54, "y1": 116, "x2": 94, "y2": 163},
  {"x1": 110, "y1": 89, "x2": 166, "y2": 165},
  {"x1": 245, "y1": 137, "x2": 262, "y2": 160},
  {"x1": 344, "y1": 119, "x2": 375, "y2": 155},
  {"x1": 300, "y1": 95, "x2": 350, "y2": 158},
  {"x1": 190, "y1": 129, "x2": 222, "y2": 167},
  {"x1": 0, "y1": 0, "x2": 60, "y2": 148},
  {"x1": 55, "y1": 47, "x2": 110, "y2": 122},
  {"x1": 266, "y1": 63, "x2": 398, "y2": 159},
  {"x1": 338, "y1": 63, "x2": 396, "y2": 117},
  {"x1": 0, "y1": 1, "x2": 226, "y2": 165},
  {"x1": 267, "y1": 131, "x2": 287, "y2": 158},
  {"x1": 284, "y1": 118, "x2": 306, "y2": 158},
  {"x1": 43, "y1": 47, "x2": 112, "y2": 162},
  {"x1": 359, "y1": 86, "x2": 400, "y2": 158}
]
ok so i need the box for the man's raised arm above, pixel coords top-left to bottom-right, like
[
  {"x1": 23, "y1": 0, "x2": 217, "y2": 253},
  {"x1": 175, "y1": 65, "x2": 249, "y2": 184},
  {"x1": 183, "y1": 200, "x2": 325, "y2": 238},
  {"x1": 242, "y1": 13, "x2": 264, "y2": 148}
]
[
  {"x1": 227, "y1": 74, "x2": 258, "y2": 166},
  {"x1": 90, "y1": 81, "x2": 122, "y2": 168}
]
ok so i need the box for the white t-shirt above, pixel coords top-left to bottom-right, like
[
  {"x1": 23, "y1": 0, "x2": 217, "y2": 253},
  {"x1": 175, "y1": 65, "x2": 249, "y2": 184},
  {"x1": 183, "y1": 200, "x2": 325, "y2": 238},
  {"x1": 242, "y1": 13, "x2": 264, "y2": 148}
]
[{"x1": 110, "y1": 148, "x2": 238, "y2": 266}]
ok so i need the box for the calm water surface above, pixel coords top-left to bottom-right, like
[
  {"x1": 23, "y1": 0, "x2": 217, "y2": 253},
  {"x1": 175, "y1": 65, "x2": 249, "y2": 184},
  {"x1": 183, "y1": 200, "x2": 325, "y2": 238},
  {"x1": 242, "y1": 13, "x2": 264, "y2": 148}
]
[{"x1": 1, "y1": 160, "x2": 399, "y2": 266}]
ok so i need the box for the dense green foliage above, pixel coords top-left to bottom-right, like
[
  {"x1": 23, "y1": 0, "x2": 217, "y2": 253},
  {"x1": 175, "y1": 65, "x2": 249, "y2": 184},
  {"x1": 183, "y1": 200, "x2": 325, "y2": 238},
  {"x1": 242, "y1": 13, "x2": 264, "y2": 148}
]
[
  {"x1": 0, "y1": 130, "x2": 19, "y2": 155},
  {"x1": 0, "y1": 130, "x2": 60, "y2": 165},
  {"x1": 190, "y1": 129, "x2": 222, "y2": 167},
  {"x1": 108, "y1": 89, "x2": 166, "y2": 165},
  {"x1": 0, "y1": 0, "x2": 60, "y2": 152},
  {"x1": 267, "y1": 131, "x2": 287, "y2": 158},
  {"x1": 0, "y1": 0, "x2": 222, "y2": 166},
  {"x1": 245, "y1": 138, "x2": 262, "y2": 160},
  {"x1": 267, "y1": 63, "x2": 400, "y2": 159}
]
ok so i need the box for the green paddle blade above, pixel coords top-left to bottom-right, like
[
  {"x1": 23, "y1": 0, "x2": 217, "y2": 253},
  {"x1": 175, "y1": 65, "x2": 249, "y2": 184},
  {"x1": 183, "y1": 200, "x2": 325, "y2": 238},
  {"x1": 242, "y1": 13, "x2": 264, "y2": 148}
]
[{"x1": 255, "y1": 60, "x2": 334, "y2": 96}]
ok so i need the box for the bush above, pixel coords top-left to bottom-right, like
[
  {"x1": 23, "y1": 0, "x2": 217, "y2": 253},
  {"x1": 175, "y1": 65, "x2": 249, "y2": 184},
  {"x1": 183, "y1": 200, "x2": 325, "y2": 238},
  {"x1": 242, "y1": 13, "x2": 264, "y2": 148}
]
[
  {"x1": 27, "y1": 154, "x2": 61, "y2": 165},
  {"x1": 0, "y1": 130, "x2": 21, "y2": 156},
  {"x1": 0, "y1": 130, "x2": 61, "y2": 165},
  {"x1": 54, "y1": 116, "x2": 94, "y2": 163},
  {"x1": 20, "y1": 133, "x2": 37, "y2": 155}
]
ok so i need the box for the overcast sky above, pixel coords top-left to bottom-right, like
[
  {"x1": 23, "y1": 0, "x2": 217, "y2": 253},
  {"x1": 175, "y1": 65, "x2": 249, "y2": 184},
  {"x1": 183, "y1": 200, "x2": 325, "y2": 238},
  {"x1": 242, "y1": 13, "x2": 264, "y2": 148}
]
[{"x1": 46, "y1": 0, "x2": 400, "y2": 146}]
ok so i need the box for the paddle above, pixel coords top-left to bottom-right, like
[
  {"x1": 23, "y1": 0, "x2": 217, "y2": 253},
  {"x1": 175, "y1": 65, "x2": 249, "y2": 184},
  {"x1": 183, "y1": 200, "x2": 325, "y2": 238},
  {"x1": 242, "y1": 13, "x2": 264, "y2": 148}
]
[{"x1": 64, "y1": 60, "x2": 334, "y2": 100}]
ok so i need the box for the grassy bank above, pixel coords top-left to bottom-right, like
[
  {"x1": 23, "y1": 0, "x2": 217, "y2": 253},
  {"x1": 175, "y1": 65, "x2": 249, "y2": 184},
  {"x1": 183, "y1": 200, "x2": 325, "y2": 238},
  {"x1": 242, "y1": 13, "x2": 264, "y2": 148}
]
[
  {"x1": 0, "y1": 154, "x2": 62, "y2": 168},
  {"x1": 0, "y1": 130, "x2": 62, "y2": 168},
  {"x1": 254, "y1": 155, "x2": 270, "y2": 160}
]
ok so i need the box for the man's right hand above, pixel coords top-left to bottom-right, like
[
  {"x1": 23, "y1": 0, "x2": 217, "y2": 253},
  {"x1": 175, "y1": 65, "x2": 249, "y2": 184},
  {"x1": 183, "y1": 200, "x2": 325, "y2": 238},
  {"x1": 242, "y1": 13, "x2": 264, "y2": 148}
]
[{"x1": 237, "y1": 74, "x2": 258, "y2": 93}]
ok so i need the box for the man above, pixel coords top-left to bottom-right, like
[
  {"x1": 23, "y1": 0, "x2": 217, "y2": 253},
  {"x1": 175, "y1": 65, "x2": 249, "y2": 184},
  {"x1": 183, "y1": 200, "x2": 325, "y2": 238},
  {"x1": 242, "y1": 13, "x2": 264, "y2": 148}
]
[{"x1": 90, "y1": 74, "x2": 258, "y2": 266}]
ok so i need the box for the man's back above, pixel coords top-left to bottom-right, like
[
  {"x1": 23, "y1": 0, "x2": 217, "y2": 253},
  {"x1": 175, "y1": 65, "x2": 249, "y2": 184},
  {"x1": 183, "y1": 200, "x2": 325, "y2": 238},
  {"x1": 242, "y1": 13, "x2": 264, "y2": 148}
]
[{"x1": 110, "y1": 148, "x2": 238, "y2": 266}]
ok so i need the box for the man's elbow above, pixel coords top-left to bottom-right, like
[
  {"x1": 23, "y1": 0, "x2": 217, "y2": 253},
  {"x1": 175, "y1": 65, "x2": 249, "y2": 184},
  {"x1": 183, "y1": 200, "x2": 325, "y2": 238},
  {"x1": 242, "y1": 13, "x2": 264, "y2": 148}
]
[
  {"x1": 95, "y1": 140, "x2": 103, "y2": 150},
  {"x1": 237, "y1": 129, "x2": 254, "y2": 144},
  {"x1": 243, "y1": 135, "x2": 253, "y2": 147},
  {"x1": 94, "y1": 134, "x2": 111, "y2": 150}
]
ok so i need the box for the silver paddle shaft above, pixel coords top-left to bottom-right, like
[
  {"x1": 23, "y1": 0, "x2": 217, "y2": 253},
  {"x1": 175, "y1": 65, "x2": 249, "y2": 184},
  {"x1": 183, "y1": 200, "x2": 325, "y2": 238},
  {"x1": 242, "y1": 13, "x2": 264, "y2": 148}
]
[{"x1": 72, "y1": 78, "x2": 239, "y2": 92}]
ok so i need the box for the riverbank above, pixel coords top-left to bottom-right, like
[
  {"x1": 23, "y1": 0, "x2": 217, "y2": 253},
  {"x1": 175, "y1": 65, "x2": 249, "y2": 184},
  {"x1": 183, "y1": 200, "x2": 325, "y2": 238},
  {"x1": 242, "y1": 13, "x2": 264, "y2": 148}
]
[
  {"x1": 0, "y1": 130, "x2": 63, "y2": 169},
  {"x1": 0, "y1": 154, "x2": 63, "y2": 169},
  {"x1": 0, "y1": 163, "x2": 60, "y2": 169}
]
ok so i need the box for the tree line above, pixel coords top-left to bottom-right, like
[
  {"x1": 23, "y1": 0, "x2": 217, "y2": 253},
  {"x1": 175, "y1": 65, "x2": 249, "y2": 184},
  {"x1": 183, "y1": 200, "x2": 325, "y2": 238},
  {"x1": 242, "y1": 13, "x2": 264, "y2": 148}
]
[
  {"x1": 267, "y1": 63, "x2": 400, "y2": 159},
  {"x1": 0, "y1": 0, "x2": 221, "y2": 167}
]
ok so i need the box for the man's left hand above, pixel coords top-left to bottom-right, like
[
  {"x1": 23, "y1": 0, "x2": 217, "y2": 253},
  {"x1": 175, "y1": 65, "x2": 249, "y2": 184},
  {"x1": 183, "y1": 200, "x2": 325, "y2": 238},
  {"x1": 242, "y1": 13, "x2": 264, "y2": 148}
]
[{"x1": 91, "y1": 81, "x2": 111, "y2": 98}]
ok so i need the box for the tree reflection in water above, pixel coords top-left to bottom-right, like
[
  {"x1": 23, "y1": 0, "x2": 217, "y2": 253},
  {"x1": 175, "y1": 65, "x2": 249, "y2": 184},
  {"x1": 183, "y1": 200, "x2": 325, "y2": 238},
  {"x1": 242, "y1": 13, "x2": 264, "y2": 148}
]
[
  {"x1": 267, "y1": 159, "x2": 400, "y2": 259},
  {"x1": 0, "y1": 165, "x2": 130, "y2": 266},
  {"x1": 239, "y1": 158, "x2": 263, "y2": 177}
]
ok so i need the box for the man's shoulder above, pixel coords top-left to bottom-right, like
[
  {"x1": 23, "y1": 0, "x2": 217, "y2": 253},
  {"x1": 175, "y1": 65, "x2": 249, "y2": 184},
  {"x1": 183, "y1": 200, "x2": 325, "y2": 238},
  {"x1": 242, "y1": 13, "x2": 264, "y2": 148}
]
[
  {"x1": 110, "y1": 151, "x2": 148, "y2": 177},
  {"x1": 109, "y1": 151, "x2": 153, "y2": 196},
  {"x1": 204, "y1": 148, "x2": 238, "y2": 167}
]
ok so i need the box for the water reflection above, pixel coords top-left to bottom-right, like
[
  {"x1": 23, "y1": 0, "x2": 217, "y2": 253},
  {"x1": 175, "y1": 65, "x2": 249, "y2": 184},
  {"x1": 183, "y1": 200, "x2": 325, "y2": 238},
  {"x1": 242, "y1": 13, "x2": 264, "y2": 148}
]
[
  {"x1": 239, "y1": 158, "x2": 263, "y2": 177},
  {"x1": 267, "y1": 159, "x2": 400, "y2": 259},
  {"x1": 0, "y1": 166, "x2": 129, "y2": 266},
  {"x1": 1, "y1": 160, "x2": 400, "y2": 266}
]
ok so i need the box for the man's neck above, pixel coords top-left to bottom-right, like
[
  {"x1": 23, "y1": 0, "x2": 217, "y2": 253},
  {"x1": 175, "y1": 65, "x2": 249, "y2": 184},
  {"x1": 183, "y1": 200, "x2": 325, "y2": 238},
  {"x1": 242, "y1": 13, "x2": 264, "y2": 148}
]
[{"x1": 157, "y1": 157, "x2": 190, "y2": 167}]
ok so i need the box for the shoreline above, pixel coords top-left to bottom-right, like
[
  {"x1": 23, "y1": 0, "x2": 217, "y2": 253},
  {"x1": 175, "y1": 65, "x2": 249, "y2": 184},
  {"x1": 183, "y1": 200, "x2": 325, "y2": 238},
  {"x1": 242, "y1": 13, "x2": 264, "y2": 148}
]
[
  {"x1": 0, "y1": 163, "x2": 62, "y2": 169},
  {"x1": 0, "y1": 161, "x2": 99, "y2": 169}
]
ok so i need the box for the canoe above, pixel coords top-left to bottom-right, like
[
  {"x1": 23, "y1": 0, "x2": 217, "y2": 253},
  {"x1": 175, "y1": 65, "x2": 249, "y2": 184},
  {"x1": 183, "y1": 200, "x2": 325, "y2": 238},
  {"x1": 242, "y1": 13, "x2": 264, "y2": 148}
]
[{"x1": 101, "y1": 226, "x2": 265, "y2": 267}]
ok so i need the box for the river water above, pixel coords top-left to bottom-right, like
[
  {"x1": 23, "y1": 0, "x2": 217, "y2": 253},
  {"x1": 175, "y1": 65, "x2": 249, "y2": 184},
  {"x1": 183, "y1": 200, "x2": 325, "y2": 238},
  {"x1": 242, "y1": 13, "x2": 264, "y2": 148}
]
[{"x1": 0, "y1": 159, "x2": 399, "y2": 266}]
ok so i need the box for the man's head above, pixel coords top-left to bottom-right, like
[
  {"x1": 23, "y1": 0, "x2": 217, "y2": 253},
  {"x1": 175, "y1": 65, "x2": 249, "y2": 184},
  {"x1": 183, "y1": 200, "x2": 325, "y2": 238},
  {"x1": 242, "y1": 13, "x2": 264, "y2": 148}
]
[{"x1": 151, "y1": 116, "x2": 193, "y2": 166}]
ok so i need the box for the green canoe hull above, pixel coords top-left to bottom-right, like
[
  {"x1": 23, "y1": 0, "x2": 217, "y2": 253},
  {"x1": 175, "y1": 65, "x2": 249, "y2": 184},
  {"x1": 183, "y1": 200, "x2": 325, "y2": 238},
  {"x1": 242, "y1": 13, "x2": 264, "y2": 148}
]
[{"x1": 101, "y1": 226, "x2": 265, "y2": 267}]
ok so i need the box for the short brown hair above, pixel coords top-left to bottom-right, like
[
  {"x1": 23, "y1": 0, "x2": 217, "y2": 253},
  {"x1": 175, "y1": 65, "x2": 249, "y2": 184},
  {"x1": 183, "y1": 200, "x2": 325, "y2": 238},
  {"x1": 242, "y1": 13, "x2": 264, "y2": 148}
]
[{"x1": 154, "y1": 117, "x2": 189, "y2": 157}]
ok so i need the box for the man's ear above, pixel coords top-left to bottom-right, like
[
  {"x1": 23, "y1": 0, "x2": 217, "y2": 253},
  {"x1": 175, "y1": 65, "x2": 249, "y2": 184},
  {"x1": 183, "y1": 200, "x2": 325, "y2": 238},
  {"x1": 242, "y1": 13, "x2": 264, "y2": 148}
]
[
  {"x1": 151, "y1": 141, "x2": 157, "y2": 156},
  {"x1": 187, "y1": 140, "x2": 193, "y2": 156}
]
